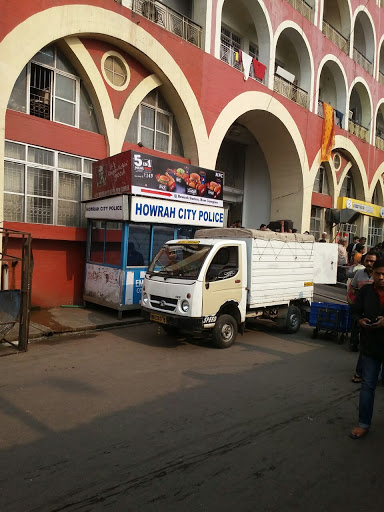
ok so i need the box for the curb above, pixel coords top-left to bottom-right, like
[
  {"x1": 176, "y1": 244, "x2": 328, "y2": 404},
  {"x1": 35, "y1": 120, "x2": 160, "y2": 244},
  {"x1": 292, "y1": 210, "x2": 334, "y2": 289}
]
[{"x1": 6, "y1": 317, "x2": 147, "y2": 344}]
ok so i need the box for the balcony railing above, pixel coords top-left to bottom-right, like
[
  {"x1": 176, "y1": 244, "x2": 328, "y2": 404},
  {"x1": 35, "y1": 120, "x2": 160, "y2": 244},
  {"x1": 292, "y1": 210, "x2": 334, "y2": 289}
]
[
  {"x1": 322, "y1": 20, "x2": 349, "y2": 54},
  {"x1": 273, "y1": 74, "x2": 309, "y2": 109},
  {"x1": 286, "y1": 0, "x2": 313, "y2": 23},
  {"x1": 317, "y1": 100, "x2": 344, "y2": 126},
  {"x1": 220, "y1": 42, "x2": 265, "y2": 83},
  {"x1": 353, "y1": 48, "x2": 373, "y2": 75},
  {"x1": 132, "y1": 0, "x2": 203, "y2": 48},
  {"x1": 379, "y1": 71, "x2": 384, "y2": 86},
  {"x1": 376, "y1": 134, "x2": 384, "y2": 151},
  {"x1": 348, "y1": 120, "x2": 369, "y2": 142}
]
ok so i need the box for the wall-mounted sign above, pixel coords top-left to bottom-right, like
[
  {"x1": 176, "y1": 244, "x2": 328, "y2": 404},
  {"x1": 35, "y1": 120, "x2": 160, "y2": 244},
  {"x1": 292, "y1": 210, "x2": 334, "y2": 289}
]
[
  {"x1": 130, "y1": 196, "x2": 224, "y2": 227},
  {"x1": 85, "y1": 195, "x2": 129, "y2": 220},
  {"x1": 93, "y1": 150, "x2": 224, "y2": 207},
  {"x1": 338, "y1": 197, "x2": 384, "y2": 218}
]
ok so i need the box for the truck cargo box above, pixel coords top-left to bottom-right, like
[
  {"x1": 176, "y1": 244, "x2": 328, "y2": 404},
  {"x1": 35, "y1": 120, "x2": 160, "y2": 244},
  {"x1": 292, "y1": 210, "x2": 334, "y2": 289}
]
[{"x1": 195, "y1": 228, "x2": 336, "y2": 308}]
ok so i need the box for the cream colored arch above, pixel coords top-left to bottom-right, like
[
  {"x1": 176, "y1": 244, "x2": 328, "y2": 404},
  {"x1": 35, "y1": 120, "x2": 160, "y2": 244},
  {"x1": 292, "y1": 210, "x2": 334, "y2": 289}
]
[
  {"x1": 0, "y1": 5, "x2": 208, "y2": 161},
  {"x1": 372, "y1": 98, "x2": 384, "y2": 148},
  {"x1": 318, "y1": 0, "x2": 353, "y2": 46},
  {"x1": 368, "y1": 164, "x2": 384, "y2": 204},
  {"x1": 314, "y1": 54, "x2": 349, "y2": 127},
  {"x1": 348, "y1": 76, "x2": 374, "y2": 144},
  {"x1": 65, "y1": 37, "x2": 162, "y2": 156},
  {"x1": 333, "y1": 134, "x2": 369, "y2": 201},
  {"x1": 376, "y1": 33, "x2": 384, "y2": 82},
  {"x1": 214, "y1": 0, "x2": 273, "y2": 61},
  {"x1": 351, "y1": 4, "x2": 377, "y2": 76},
  {"x1": 207, "y1": 91, "x2": 310, "y2": 230},
  {"x1": 272, "y1": 20, "x2": 315, "y2": 111}
]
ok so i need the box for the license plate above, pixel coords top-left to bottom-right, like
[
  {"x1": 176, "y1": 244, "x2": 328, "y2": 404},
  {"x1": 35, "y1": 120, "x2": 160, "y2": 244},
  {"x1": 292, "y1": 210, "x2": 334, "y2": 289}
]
[{"x1": 150, "y1": 313, "x2": 167, "y2": 324}]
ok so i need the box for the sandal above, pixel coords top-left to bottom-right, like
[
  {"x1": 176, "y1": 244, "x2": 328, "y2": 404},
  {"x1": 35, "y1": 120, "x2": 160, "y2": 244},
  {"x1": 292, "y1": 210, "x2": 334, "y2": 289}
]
[
  {"x1": 351, "y1": 374, "x2": 362, "y2": 383},
  {"x1": 349, "y1": 426, "x2": 369, "y2": 439}
]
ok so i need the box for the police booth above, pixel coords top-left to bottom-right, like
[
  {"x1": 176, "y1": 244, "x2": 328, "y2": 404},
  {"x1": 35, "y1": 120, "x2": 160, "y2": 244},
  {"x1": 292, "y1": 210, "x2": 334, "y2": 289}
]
[{"x1": 83, "y1": 150, "x2": 224, "y2": 317}]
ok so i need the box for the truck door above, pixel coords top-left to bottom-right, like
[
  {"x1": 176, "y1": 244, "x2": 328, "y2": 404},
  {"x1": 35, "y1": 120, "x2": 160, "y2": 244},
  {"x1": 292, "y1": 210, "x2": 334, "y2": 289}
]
[{"x1": 202, "y1": 245, "x2": 243, "y2": 317}]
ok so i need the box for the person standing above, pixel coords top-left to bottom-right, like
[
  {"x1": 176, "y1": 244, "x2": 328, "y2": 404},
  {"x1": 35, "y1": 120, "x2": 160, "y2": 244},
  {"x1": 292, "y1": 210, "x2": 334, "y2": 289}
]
[
  {"x1": 318, "y1": 232, "x2": 327, "y2": 243},
  {"x1": 337, "y1": 238, "x2": 348, "y2": 282},
  {"x1": 349, "y1": 258, "x2": 384, "y2": 439},
  {"x1": 347, "y1": 235, "x2": 359, "y2": 263}
]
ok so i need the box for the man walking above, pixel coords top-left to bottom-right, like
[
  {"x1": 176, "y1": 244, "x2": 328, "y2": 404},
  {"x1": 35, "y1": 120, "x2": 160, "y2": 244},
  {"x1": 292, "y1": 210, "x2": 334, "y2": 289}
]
[
  {"x1": 349, "y1": 258, "x2": 384, "y2": 439},
  {"x1": 347, "y1": 250, "x2": 378, "y2": 352}
]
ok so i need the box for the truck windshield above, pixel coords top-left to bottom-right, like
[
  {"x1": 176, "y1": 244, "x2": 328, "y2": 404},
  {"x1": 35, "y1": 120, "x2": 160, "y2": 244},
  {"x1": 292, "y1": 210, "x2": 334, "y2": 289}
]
[{"x1": 148, "y1": 243, "x2": 212, "y2": 279}]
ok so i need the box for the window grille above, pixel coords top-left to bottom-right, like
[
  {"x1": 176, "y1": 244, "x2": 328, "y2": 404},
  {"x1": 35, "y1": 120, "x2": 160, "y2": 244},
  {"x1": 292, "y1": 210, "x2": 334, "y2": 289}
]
[
  {"x1": 368, "y1": 218, "x2": 383, "y2": 248},
  {"x1": 310, "y1": 206, "x2": 323, "y2": 241},
  {"x1": 4, "y1": 140, "x2": 94, "y2": 227},
  {"x1": 8, "y1": 45, "x2": 99, "y2": 133},
  {"x1": 313, "y1": 166, "x2": 330, "y2": 195}
]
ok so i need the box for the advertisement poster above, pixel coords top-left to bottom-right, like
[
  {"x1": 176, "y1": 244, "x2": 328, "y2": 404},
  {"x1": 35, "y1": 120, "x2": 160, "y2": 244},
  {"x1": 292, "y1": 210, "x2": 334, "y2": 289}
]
[
  {"x1": 92, "y1": 151, "x2": 224, "y2": 207},
  {"x1": 92, "y1": 152, "x2": 132, "y2": 199}
]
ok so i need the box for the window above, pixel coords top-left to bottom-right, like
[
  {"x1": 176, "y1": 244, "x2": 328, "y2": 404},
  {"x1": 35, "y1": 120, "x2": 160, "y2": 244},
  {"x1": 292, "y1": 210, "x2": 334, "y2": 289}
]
[
  {"x1": 310, "y1": 206, "x2": 322, "y2": 241},
  {"x1": 4, "y1": 140, "x2": 94, "y2": 227},
  {"x1": 313, "y1": 166, "x2": 330, "y2": 195},
  {"x1": 103, "y1": 55, "x2": 128, "y2": 87},
  {"x1": 368, "y1": 218, "x2": 383, "y2": 248},
  {"x1": 220, "y1": 26, "x2": 241, "y2": 68},
  {"x1": 206, "y1": 246, "x2": 239, "y2": 282},
  {"x1": 127, "y1": 224, "x2": 151, "y2": 267},
  {"x1": 340, "y1": 172, "x2": 355, "y2": 198},
  {"x1": 8, "y1": 45, "x2": 99, "y2": 133},
  {"x1": 125, "y1": 90, "x2": 184, "y2": 156}
]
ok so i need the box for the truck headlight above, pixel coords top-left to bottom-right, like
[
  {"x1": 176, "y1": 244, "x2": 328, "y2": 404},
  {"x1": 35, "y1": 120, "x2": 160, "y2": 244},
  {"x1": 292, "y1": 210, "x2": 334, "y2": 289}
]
[
  {"x1": 181, "y1": 300, "x2": 190, "y2": 312},
  {"x1": 142, "y1": 293, "x2": 149, "y2": 305}
]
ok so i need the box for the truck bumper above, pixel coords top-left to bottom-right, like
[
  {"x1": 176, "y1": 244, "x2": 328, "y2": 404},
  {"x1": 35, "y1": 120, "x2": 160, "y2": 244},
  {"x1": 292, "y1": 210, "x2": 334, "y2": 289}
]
[{"x1": 141, "y1": 307, "x2": 204, "y2": 333}]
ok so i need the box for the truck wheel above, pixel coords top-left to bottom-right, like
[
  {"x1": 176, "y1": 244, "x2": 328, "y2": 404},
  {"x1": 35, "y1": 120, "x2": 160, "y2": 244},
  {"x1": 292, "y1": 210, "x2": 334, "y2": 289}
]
[
  {"x1": 212, "y1": 314, "x2": 238, "y2": 349},
  {"x1": 162, "y1": 325, "x2": 179, "y2": 337},
  {"x1": 282, "y1": 305, "x2": 301, "y2": 334}
]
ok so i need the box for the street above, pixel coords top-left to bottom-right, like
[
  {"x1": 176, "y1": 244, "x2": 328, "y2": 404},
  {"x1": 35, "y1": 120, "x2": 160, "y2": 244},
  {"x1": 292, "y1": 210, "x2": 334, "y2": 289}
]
[{"x1": 1, "y1": 316, "x2": 384, "y2": 512}]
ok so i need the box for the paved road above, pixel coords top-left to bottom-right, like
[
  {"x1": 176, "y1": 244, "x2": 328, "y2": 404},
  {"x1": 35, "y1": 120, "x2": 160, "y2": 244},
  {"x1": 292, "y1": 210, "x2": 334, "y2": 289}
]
[{"x1": 1, "y1": 320, "x2": 383, "y2": 512}]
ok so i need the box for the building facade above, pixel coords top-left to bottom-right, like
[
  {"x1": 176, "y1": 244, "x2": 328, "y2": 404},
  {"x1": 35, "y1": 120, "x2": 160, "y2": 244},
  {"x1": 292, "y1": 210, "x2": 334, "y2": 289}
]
[{"x1": 1, "y1": 0, "x2": 384, "y2": 307}]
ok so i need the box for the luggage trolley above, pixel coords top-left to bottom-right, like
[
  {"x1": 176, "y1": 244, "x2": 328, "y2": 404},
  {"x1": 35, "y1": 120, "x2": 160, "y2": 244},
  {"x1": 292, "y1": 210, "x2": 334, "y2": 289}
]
[{"x1": 309, "y1": 302, "x2": 352, "y2": 343}]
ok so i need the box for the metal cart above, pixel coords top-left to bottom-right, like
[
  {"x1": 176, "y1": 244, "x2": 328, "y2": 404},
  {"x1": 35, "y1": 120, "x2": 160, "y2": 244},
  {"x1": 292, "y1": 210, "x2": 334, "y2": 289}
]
[{"x1": 309, "y1": 302, "x2": 352, "y2": 343}]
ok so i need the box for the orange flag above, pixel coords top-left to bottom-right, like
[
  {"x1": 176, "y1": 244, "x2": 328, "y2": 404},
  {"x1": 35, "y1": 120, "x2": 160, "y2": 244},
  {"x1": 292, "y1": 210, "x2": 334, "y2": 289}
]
[{"x1": 321, "y1": 102, "x2": 335, "y2": 162}]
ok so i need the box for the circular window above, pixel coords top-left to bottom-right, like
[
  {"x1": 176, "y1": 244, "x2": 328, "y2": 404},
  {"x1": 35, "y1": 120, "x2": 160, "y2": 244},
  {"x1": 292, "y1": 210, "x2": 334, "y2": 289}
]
[
  {"x1": 333, "y1": 152, "x2": 341, "y2": 170},
  {"x1": 101, "y1": 52, "x2": 130, "y2": 91}
]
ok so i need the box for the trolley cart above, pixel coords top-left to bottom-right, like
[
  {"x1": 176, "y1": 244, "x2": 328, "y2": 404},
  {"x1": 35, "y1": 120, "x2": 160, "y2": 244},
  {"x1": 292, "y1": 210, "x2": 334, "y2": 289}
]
[{"x1": 309, "y1": 302, "x2": 352, "y2": 343}]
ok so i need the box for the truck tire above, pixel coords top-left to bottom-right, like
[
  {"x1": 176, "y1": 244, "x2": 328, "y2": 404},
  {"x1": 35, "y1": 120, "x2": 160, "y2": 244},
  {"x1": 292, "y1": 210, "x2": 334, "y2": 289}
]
[
  {"x1": 283, "y1": 305, "x2": 301, "y2": 334},
  {"x1": 212, "y1": 314, "x2": 238, "y2": 348}
]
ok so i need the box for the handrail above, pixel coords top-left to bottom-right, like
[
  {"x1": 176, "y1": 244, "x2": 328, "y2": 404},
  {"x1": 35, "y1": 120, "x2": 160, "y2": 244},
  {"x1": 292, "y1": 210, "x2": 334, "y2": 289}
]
[
  {"x1": 273, "y1": 74, "x2": 309, "y2": 109},
  {"x1": 132, "y1": 0, "x2": 203, "y2": 48},
  {"x1": 322, "y1": 20, "x2": 349, "y2": 54},
  {"x1": 348, "y1": 119, "x2": 369, "y2": 142},
  {"x1": 220, "y1": 42, "x2": 265, "y2": 83},
  {"x1": 353, "y1": 47, "x2": 373, "y2": 75},
  {"x1": 285, "y1": 0, "x2": 313, "y2": 22}
]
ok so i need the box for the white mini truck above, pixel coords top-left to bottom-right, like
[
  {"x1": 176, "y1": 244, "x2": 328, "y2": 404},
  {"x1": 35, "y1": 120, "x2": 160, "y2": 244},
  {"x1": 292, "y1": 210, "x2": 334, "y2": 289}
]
[{"x1": 141, "y1": 228, "x2": 336, "y2": 348}]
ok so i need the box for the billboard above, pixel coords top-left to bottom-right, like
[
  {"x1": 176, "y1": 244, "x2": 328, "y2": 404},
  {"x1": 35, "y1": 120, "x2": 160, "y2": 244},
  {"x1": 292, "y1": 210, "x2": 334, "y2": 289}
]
[{"x1": 92, "y1": 151, "x2": 224, "y2": 207}]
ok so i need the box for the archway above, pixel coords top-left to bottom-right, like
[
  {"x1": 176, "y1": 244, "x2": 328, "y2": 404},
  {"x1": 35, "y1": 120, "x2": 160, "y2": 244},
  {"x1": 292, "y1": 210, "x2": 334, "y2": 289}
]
[
  {"x1": 274, "y1": 26, "x2": 312, "y2": 109},
  {"x1": 209, "y1": 94, "x2": 306, "y2": 230},
  {"x1": 317, "y1": 58, "x2": 348, "y2": 126}
]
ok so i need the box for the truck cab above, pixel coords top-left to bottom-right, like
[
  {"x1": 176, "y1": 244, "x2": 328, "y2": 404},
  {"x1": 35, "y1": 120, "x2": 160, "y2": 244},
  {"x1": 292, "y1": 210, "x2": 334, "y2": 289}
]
[{"x1": 141, "y1": 239, "x2": 247, "y2": 347}]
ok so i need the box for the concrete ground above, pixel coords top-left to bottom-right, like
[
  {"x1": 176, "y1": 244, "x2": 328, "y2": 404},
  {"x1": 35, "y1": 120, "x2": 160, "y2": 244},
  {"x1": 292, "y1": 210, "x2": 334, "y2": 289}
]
[{"x1": 0, "y1": 319, "x2": 383, "y2": 512}]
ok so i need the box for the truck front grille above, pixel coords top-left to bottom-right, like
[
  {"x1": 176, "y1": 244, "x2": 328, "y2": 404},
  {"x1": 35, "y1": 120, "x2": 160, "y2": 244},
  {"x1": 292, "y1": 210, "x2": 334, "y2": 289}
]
[{"x1": 150, "y1": 295, "x2": 178, "y2": 312}]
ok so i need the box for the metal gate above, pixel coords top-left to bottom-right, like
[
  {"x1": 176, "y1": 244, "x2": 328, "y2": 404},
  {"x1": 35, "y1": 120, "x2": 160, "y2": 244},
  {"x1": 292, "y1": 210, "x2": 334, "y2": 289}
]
[{"x1": 0, "y1": 228, "x2": 33, "y2": 351}]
